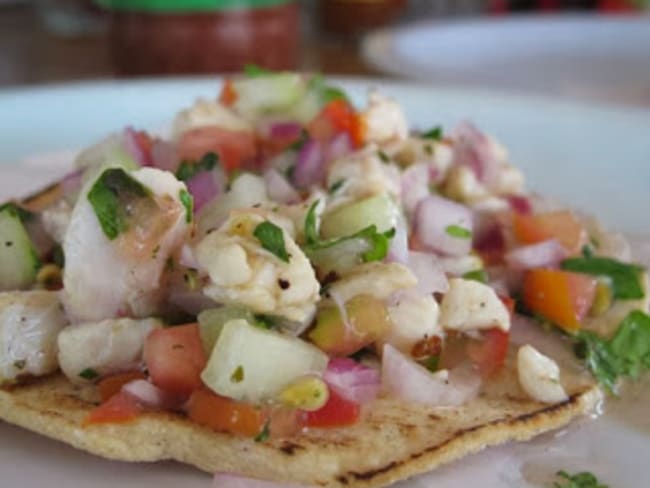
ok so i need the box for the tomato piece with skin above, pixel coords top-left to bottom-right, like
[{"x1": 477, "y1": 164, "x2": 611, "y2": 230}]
[
  {"x1": 304, "y1": 388, "x2": 360, "y2": 428},
  {"x1": 84, "y1": 391, "x2": 142, "y2": 426},
  {"x1": 466, "y1": 328, "x2": 510, "y2": 379},
  {"x1": 512, "y1": 210, "x2": 586, "y2": 255},
  {"x1": 522, "y1": 269, "x2": 597, "y2": 332},
  {"x1": 308, "y1": 99, "x2": 365, "y2": 148},
  {"x1": 218, "y1": 79, "x2": 238, "y2": 106},
  {"x1": 144, "y1": 323, "x2": 207, "y2": 397},
  {"x1": 98, "y1": 370, "x2": 146, "y2": 403},
  {"x1": 187, "y1": 388, "x2": 267, "y2": 437},
  {"x1": 178, "y1": 126, "x2": 256, "y2": 173}
]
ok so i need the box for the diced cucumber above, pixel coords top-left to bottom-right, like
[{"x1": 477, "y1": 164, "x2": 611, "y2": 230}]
[
  {"x1": 320, "y1": 193, "x2": 400, "y2": 240},
  {"x1": 307, "y1": 237, "x2": 369, "y2": 277},
  {"x1": 0, "y1": 206, "x2": 40, "y2": 291},
  {"x1": 76, "y1": 134, "x2": 139, "y2": 187},
  {"x1": 197, "y1": 305, "x2": 258, "y2": 354},
  {"x1": 200, "y1": 319, "x2": 328, "y2": 403},
  {"x1": 233, "y1": 74, "x2": 307, "y2": 119},
  {"x1": 288, "y1": 89, "x2": 323, "y2": 124}
]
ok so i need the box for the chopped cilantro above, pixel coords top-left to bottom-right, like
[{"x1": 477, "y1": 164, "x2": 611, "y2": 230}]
[
  {"x1": 421, "y1": 355, "x2": 440, "y2": 373},
  {"x1": 561, "y1": 255, "x2": 645, "y2": 300},
  {"x1": 253, "y1": 221, "x2": 290, "y2": 263},
  {"x1": 573, "y1": 309, "x2": 650, "y2": 394},
  {"x1": 308, "y1": 74, "x2": 350, "y2": 104},
  {"x1": 253, "y1": 314, "x2": 278, "y2": 330},
  {"x1": 303, "y1": 200, "x2": 395, "y2": 263},
  {"x1": 79, "y1": 368, "x2": 99, "y2": 381},
  {"x1": 581, "y1": 245, "x2": 594, "y2": 259},
  {"x1": 175, "y1": 152, "x2": 218, "y2": 182},
  {"x1": 244, "y1": 63, "x2": 273, "y2": 77},
  {"x1": 179, "y1": 189, "x2": 193, "y2": 223},
  {"x1": 462, "y1": 269, "x2": 488, "y2": 284},
  {"x1": 13, "y1": 359, "x2": 26, "y2": 370},
  {"x1": 254, "y1": 420, "x2": 271, "y2": 442},
  {"x1": 230, "y1": 365, "x2": 245, "y2": 383},
  {"x1": 288, "y1": 129, "x2": 309, "y2": 152},
  {"x1": 87, "y1": 168, "x2": 151, "y2": 240},
  {"x1": 445, "y1": 224, "x2": 472, "y2": 239},
  {"x1": 328, "y1": 179, "x2": 346, "y2": 195},
  {"x1": 422, "y1": 126, "x2": 443, "y2": 140},
  {"x1": 377, "y1": 150, "x2": 390, "y2": 163},
  {"x1": 553, "y1": 470, "x2": 608, "y2": 488}
]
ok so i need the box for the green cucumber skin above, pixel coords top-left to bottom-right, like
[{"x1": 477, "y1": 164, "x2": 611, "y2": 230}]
[{"x1": 0, "y1": 207, "x2": 40, "y2": 291}]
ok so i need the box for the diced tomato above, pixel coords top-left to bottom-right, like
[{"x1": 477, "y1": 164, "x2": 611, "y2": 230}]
[
  {"x1": 303, "y1": 388, "x2": 360, "y2": 428},
  {"x1": 474, "y1": 222, "x2": 506, "y2": 265},
  {"x1": 522, "y1": 269, "x2": 597, "y2": 332},
  {"x1": 512, "y1": 210, "x2": 586, "y2": 255},
  {"x1": 178, "y1": 126, "x2": 256, "y2": 173},
  {"x1": 98, "y1": 371, "x2": 146, "y2": 403},
  {"x1": 308, "y1": 99, "x2": 365, "y2": 148},
  {"x1": 83, "y1": 391, "x2": 141, "y2": 426},
  {"x1": 187, "y1": 388, "x2": 267, "y2": 437},
  {"x1": 498, "y1": 295, "x2": 516, "y2": 315},
  {"x1": 466, "y1": 328, "x2": 510, "y2": 378},
  {"x1": 218, "y1": 79, "x2": 238, "y2": 106},
  {"x1": 143, "y1": 324, "x2": 207, "y2": 397}
]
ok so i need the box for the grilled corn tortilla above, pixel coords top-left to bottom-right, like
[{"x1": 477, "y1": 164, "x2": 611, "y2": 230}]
[{"x1": 0, "y1": 370, "x2": 600, "y2": 488}]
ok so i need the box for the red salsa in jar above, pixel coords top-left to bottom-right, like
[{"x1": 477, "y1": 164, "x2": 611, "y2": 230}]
[{"x1": 98, "y1": 0, "x2": 299, "y2": 75}]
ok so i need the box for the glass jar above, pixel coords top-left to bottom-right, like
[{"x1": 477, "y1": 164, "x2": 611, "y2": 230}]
[{"x1": 97, "y1": 0, "x2": 299, "y2": 75}]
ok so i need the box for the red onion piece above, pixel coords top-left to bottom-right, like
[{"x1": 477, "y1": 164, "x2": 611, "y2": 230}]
[
  {"x1": 507, "y1": 195, "x2": 532, "y2": 214},
  {"x1": 292, "y1": 140, "x2": 325, "y2": 189},
  {"x1": 150, "y1": 139, "x2": 180, "y2": 172},
  {"x1": 264, "y1": 169, "x2": 301, "y2": 204},
  {"x1": 414, "y1": 195, "x2": 473, "y2": 257},
  {"x1": 452, "y1": 121, "x2": 501, "y2": 186},
  {"x1": 186, "y1": 170, "x2": 223, "y2": 212},
  {"x1": 381, "y1": 344, "x2": 481, "y2": 407},
  {"x1": 122, "y1": 380, "x2": 183, "y2": 410},
  {"x1": 123, "y1": 127, "x2": 152, "y2": 166},
  {"x1": 400, "y1": 163, "x2": 431, "y2": 216},
  {"x1": 505, "y1": 239, "x2": 568, "y2": 270},
  {"x1": 269, "y1": 121, "x2": 303, "y2": 141},
  {"x1": 406, "y1": 251, "x2": 449, "y2": 295},
  {"x1": 323, "y1": 358, "x2": 380, "y2": 404},
  {"x1": 326, "y1": 132, "x2": 353, "y2": 162},
  {"x1": 60, "y1": 168, "x2": 83, "y2": 194},
  {"x1": 214, "y1": 473, "x2": 313, "y2": 488},
  {"x1": 386, "y1": 216, "x2": 409, "y2": 264}
]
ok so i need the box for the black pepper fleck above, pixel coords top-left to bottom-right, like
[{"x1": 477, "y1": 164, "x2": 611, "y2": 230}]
[{"x1": 278, "y1": 279, "x2": 290, "y2": 290}]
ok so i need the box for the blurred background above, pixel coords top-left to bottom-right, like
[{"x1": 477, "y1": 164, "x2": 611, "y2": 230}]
[{"x1": 1, "y1": 0, "x2": 649, "y2": 104}]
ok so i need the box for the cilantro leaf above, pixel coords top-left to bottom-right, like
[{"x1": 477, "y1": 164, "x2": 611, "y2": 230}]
[
  {"x1": 87, "y1": 168, "x2": 151, "y2": 240},
  {"x1": 308, "y1": 74, "x2": 350, "y2": 104},
  {"x1": 254, "y1": 221, "x2": 290, "y2": 263},
  {"x1": 422, "y1": 126, "x2": 443, "y2": 140},
  {"x1": 553, "y1": 470, "x2": 608, "y2": 488},
  {"x1": 573, "y1": 309, "x2": 650, "y2": 394},
  {"x1": 328, "y1": 179, "x2": 346, "y2": 195},
  {"x1": 179, "y1": 189, "x2": 193, "y2": 223},
  {"x1": 462, "y1": 269, "x2": 488, "y2": 284},
  {"x1": 303, "y1": 200, "x2": 395, "y2": 263},
  {"x1": 79, "y1": 368, "x2": 99, "y2": 381},
  {"x1": 175, "y1": 152, "x2": 218, "y2": 182},
  {"x1": 561, "y1": 256, "x2": 645, "y2": 300},
  {"x1": 244, "y1": 64, "x2": 273, "y2": 77},
  {"x1": 445, "y1": 224, "x2": 472, "y2": 239},
  {"x1": 254, "y1": 420, "x2": 271, "y2": 442}
]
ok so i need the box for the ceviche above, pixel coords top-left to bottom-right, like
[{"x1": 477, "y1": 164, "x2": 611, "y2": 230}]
[{"x1": 1, "y1": 68, "x2": 648, "y2": 488}]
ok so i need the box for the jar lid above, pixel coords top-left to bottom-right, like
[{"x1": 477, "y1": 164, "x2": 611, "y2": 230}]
[{"x1": 97, "y1": 0, "x2": 292, "y2": 12}]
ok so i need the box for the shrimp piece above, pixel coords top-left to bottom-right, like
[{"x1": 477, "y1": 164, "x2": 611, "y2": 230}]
[
  {"x1": 195, "y1": 208, "x2": 320, "y2": 325},
  {"x1": 62, "y1": 168, "x2": 190, "y2": 322}
]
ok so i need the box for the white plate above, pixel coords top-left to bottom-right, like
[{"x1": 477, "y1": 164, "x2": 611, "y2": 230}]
[
  {"x1": 0, "y1": 78, "x2": 649, "y2": 487},
  {"x1": 362, "y1": 15, "x2": 650, "y2": 106}
]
